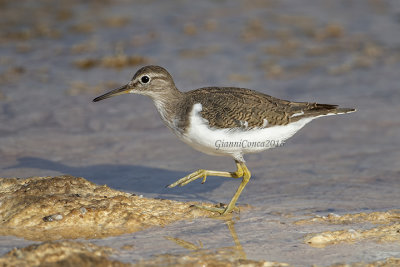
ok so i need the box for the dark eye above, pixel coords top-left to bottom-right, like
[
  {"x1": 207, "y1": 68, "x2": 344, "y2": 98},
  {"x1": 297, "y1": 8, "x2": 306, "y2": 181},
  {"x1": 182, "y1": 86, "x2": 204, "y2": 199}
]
[{"x1": 141, "y1": 75, "x2": 150, "y2": 84}]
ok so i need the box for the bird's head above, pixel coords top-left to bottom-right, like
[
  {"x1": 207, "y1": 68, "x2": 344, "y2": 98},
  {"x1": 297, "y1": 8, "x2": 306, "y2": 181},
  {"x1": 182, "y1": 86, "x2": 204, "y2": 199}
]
[{"x1": 93, "y1": 65, "x2": 177, "y2": 102}]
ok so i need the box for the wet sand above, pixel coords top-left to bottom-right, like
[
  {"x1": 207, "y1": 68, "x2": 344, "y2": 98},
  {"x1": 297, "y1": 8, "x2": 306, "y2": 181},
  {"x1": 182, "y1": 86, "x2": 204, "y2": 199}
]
[
  {"x1": 0, "y1": 176, "x2": 398, "y2": 266},
  {"x1": 1, "y1": 240, "x2": 399, "y2": 266},
  {"x1": 0, "y1": 175, "x2": 213, "y2": 241},
  {"x1": 1, "y1": 0, "x2": 400, "y2": 266},
  {"x1": 0, "y1": 240, "x2": 286, "y2": 267},
  {"x1": 297, "y1": 211, "x2": 400, "y2": 248}
]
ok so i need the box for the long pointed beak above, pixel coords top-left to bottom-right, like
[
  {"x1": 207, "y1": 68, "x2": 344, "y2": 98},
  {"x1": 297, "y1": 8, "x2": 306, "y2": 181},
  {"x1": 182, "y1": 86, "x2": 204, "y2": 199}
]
[{"x1": 93, "y1": 84, "x2": 130, "y2": 102}]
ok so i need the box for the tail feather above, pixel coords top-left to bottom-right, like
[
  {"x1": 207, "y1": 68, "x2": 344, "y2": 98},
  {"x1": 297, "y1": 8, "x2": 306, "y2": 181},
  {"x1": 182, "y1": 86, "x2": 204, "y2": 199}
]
[
  {"x1": 289, "y1": 102, "x2": 356, "y2": 121},
  {"x1": 310, "y1": 103, "x2": 356, "y2": 115}
]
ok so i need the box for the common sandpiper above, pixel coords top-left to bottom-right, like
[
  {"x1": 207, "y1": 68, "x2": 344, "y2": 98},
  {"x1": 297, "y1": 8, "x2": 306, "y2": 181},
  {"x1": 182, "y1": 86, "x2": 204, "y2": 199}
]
[{"x1": 93, "y1": 65, "x2": 355, "y2": 215}]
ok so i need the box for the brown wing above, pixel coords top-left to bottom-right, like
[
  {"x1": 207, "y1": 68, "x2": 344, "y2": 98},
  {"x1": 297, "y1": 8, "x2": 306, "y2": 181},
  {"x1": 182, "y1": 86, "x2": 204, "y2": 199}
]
[{"x1": 180, "y1": 87, "x2": 354, "y2": 130}]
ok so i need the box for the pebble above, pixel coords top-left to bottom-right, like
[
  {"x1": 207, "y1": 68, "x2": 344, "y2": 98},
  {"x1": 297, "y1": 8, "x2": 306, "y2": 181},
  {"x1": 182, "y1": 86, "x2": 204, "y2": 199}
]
[{"x1": 43, "y1": 214, "x2": 63, "y2": 222}]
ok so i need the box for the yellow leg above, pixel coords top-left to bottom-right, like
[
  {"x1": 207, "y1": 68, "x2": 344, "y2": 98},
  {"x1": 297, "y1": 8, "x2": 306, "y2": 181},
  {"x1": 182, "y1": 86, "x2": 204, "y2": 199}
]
[
  {"x1": 221, "y1": 163, "x2": 250, "y2": 215},
  {"x1": 167, "y1": 161, "x2": 243, "y2": 187},
  {"x1": 167, "y1": 161, "x2": 251, "y2": 215}
]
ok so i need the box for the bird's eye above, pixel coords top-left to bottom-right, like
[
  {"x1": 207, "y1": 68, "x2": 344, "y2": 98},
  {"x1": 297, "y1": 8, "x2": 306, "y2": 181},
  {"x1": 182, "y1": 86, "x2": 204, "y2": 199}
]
[{"x1": 141, "y1": 75, "x2": 150, "y2": 84}]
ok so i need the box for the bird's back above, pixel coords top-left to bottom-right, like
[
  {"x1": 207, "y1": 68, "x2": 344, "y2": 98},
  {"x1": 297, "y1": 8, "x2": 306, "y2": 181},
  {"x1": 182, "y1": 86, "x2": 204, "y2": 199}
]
[{"x1": 177, "y1": 87, "x2": 354, "y2": 130}]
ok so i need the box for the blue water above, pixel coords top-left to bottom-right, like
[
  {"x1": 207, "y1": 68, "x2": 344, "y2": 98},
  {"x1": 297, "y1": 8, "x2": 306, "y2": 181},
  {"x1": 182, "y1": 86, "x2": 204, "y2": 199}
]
[{"x1": 0, "y1": 0, "x2": 399, "y2": 265}]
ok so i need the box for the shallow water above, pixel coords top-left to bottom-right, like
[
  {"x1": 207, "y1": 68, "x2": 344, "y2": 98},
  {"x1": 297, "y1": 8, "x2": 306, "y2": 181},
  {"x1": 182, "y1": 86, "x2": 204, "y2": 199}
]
[{"x1": 1, "y1": 0, "x2": 399, "y2": 266}]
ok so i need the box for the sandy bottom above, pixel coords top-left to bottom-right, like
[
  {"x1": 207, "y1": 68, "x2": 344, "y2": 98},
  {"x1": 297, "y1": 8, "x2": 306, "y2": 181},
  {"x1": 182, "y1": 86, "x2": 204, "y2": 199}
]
[
  {"x1": 1, "y1": 240, "x2": 398, "y2": 267},
  {"x1": 0, "y1": 241, "x2": 125, "y2": 267},
  {"x1": 0, "y1": 175, "x2": 214, "y2": 241},
  {"x1": 0, "y1": 176, "x2": 399, "y2": 266},
  {"x1": 296, "y1": 211, "x2": 400, "y2": 248},
  {"x1": 0, "y1": 240, "x2": 289, "y2": 267}
]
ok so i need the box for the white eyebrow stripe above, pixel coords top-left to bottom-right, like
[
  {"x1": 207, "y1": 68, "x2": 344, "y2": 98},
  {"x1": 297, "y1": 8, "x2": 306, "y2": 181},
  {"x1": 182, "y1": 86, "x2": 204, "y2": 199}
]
[{"x1": 151, "y1": 74, "x2": 168, "y2": 79}]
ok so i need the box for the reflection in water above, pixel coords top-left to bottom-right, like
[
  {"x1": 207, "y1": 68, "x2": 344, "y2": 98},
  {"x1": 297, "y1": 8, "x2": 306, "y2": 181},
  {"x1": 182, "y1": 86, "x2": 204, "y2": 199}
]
[
  {"x1": 164, "y1": 236, "x2": 204, "y2": 250},
  {"x1": 165, "y1": 217, "x2": 246, "y2": 260},
  {"x1": 225, "y1": 219, "x2": 246, "y2": 260}
]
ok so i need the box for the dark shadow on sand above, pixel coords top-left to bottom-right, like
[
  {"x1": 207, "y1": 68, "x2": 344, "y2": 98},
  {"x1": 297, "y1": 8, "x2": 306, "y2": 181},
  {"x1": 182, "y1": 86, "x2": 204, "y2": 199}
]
[{"x1": 7, "y1": 157, "x2": 227, "y2": 202}]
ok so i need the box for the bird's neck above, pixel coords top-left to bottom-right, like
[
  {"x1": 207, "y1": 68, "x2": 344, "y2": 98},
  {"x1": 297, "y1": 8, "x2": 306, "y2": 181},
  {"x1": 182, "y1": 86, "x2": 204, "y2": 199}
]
[{"x1": 151, "y1": 88, "x2": 184, "y2": 129}]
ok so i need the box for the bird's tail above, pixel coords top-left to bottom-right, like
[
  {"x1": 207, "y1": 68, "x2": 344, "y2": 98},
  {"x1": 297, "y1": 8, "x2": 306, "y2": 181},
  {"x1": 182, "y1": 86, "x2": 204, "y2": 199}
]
[
  {"x1": 289, "y1": 103, "x2": 356, "y2": 121},
  {"x1": 309, "y1": 103, "x2": 356, "y2": 115}
]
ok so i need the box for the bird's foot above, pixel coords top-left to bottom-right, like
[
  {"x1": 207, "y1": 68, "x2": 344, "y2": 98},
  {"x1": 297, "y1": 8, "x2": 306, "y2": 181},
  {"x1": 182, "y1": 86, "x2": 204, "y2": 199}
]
[{"x1": 167, "y1": 169, "x2": 208, "y2": 188}]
